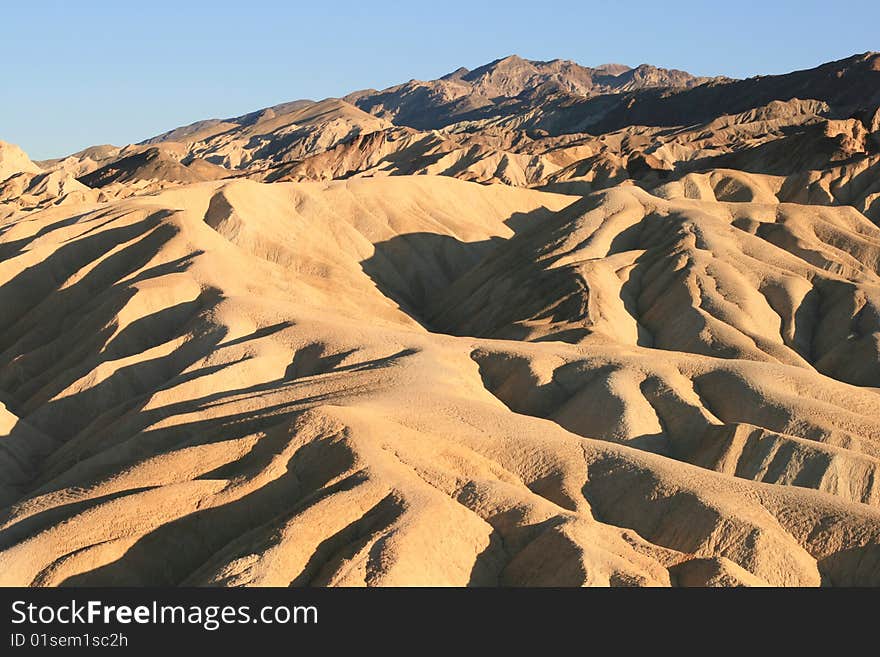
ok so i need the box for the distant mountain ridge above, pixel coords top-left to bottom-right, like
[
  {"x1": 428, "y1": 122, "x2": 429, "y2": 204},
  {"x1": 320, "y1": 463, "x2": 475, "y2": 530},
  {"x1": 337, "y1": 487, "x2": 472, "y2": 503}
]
[
  {"x1": 125, "y1": 51, "x2": 878, "y2": 157},
  {"x1": 18, "y1": 51, "x2": 877, "y2": 217},
  {"x1": 134, "y1": 54, "x2": 720, "y2": 146},
  {"x1": 343, "y1": 54, "x2": 723, "y2": 129}
]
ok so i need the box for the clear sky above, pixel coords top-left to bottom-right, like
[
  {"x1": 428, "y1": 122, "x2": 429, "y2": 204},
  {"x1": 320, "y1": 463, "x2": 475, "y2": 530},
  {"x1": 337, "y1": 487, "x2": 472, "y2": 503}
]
[{"x1": 3, "y1": 0, "x2": 877, "y2": 160}]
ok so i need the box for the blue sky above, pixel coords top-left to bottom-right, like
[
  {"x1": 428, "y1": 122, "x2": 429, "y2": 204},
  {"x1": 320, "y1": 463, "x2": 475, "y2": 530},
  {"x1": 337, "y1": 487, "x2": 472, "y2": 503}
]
[{"x1": 3, "y1": 0, "x2": 877, "y2": 159}]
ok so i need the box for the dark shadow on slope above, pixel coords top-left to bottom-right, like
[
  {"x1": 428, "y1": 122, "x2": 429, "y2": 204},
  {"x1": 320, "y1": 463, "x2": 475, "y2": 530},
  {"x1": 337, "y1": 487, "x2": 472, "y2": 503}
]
[
  {"x1": 0, "y1": 207, "x2": 116, "y2": 261},
  {"x1": 817, "y1": 544, "x2": 880, "y2": 586},
  {"x1": 0, "y1": 487, "x2": 154, "y2": 552},
  {"x1": 0, "y1": 212, "x2": 173, "y2": 340},
  {"x1": 359, "y1": 205, "x2": 573, "y2": 328},
  {"x1": 361, "y1": 232, "x2": 501, "y2": 326},
  {"x1": 679, "y1": 123, "x2": 872, "y2": 177},
  {"x1": 290, "y1": 491, "x2": 403, "y2": 587},
  {"x1": 14, "y1": 345, "x2": 417, "y2": 503},
  {"x1": 0, "y1": 215, "x2": 224, "y2": 502},
  {"x1": 57, "y1": 419, "x2": 360, "y2": 586},
  {"x1": 409, "y1": 199, "x2": 649, "y2": 344},
  {"x1": 218, "y1": 322, "x2": 294, "y2": 349}
]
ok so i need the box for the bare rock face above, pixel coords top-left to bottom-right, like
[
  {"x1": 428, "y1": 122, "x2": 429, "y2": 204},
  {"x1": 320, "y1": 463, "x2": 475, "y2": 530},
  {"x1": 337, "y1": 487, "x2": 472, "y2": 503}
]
[
  {"x1": 0, "y1": 140, "x2": 42, "y2": 182},
  {"x1": 78, "y1": 146, "x2": 229, "y2": 188},
  {"x1": 866, "y1": 105, "x2": 880, "y2": 150},
  {"x1": 342, "y1": 55, "x2": 718, "y2": 130},
  {"x1": 625, "y1": 151, "x2": 673, "y2": 178},
  {"x1": 0, "y1": 142, "x2": 100, "y2": 218},
  {"x1": 3, "y1": 51, "x2": 880, "y2": 587}
]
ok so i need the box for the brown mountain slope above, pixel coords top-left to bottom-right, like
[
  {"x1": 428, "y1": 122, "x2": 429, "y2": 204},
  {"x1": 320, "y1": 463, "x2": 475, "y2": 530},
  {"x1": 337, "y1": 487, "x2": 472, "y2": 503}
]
[
  {"x1": 344, "y1": 55, "x2": 719, "y2": 129},
  {"x1": 52, "y1": 53, "x2": 879, "y2": 201},
  {"x1": 78, "y1": 146, "x2": 230, "y2": 188},
  {"x1": 532, "y1": 52, "x2": 880, "y2": 136}
]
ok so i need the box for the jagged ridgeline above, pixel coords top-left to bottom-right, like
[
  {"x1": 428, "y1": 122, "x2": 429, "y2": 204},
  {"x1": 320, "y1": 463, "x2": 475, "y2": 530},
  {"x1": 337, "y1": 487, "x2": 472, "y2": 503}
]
[{"x1": 1, "y1": 52, "x2": 880, "y2": 587}]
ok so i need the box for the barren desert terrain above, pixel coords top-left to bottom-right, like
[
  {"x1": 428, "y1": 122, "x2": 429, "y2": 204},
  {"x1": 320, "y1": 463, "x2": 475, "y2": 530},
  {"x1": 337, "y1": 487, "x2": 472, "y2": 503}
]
[{"x1": 2, "y1": 53, "x2": 880, "y2": 586}]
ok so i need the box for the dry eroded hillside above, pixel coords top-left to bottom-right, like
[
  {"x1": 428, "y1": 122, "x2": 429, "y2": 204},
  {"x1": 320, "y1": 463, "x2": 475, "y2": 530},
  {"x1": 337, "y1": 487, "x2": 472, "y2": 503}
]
[{"x1": 2, "y1": 52, "x2": 880, "y2": 587}]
